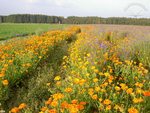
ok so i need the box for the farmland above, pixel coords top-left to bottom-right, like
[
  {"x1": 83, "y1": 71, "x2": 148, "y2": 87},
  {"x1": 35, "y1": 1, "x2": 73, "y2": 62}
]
[
  {"x1": 0, "y1": 24, "x2": 150, "y2": 113},
  {"x1": 0, "y1": 23, "x2": 69, "y2": 40}
]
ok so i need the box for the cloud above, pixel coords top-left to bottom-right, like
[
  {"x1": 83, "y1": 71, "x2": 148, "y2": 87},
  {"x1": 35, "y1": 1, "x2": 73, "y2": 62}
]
[
  {"x1": 4, "y1": 0, "x2": 40, "y2": 4},
  {"x1": 46, "y1": 0, "x2": 77, "y2": 7},
  {"x1": 23, "y1": 0, "x2": 40, "y2": 3},
  {"x1": 24, "y1": 5, "x2": 31, "y2": 10}
]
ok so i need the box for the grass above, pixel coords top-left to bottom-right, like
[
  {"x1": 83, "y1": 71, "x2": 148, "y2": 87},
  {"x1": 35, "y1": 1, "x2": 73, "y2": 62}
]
[
  {"x1": 0, "y1": 23, "x2": 69, "y2": 40},
  {"x1": 1, "y1": 24, "x2": 150, "y2": 113}
]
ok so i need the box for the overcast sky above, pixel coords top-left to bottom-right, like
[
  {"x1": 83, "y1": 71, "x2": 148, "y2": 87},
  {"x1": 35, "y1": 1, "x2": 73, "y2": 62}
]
[{"x1": 0, "y1": 0, "x2": 150, "y2": 18}]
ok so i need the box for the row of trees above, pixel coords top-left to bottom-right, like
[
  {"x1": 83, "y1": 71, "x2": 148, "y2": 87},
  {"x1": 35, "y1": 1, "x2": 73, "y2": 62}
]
[
  {"x1": 0, "y1": 14, "x2": 64, "y2": 24},
  {"x1": 65, "y1": 16, "x2": 150, "y2": 25},
  {"x1": 0, "y1": 14, "x2": 150, "y2": 26}
]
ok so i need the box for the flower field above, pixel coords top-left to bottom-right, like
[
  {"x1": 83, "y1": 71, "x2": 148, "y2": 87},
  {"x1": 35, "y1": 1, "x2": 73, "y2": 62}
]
[{"x1": 1, "y1": 25, "x2": 150, "y2": 113}]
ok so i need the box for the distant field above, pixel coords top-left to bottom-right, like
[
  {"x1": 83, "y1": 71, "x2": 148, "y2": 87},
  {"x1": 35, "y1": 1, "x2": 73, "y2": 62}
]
[{"x1": 0, "y1": 23, "x2": 69, "y2": 40}]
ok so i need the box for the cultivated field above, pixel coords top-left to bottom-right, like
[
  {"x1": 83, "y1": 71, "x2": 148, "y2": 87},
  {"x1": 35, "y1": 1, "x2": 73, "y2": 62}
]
[
  {"x1": 0, "y1": 24, "x2": 150, "y2": 113},
  {"x1": 0, "y1": 23, "x2": 69, "y2": 40}
]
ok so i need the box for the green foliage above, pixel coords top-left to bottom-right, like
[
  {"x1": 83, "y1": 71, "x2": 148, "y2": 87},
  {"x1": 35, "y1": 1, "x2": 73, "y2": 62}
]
[
  {"x1": 0, "y1": 23, "x2": 69, "y2": 40},
  {"x1": 0, "y1": 14, "x2": 64, "y2": 24},
  {"x1": 1, "y1": 14, "x2": 150, "y2": 26}
]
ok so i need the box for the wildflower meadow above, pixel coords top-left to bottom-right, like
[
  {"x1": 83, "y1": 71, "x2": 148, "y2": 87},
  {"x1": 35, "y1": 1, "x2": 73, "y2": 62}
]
[{"x1": 0, "y1": 24, "x2": 150, "y2": 113}]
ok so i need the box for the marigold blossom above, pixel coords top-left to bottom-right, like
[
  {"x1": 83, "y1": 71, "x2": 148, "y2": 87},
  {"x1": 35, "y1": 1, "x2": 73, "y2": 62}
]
[
  {"x1": 3, "y1": 80, "x2": 8, "y2": 85},
  {"x1": 103, "y1": 99, "x2": 111, "y2": 105},
  {"x1": 65, "y1": 88, "x2": 73, "y2": 92},
  {"x1": 128, "y1": 108, "x2": 139, "y2": 113}
]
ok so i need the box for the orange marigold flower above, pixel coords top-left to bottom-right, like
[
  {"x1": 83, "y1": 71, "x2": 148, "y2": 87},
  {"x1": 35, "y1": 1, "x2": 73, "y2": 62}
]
[
  {"x1": 88, "y1": 88, "x2": 94, "y2": 92},
  {"x1": 114, "y1": 105, "x2": 119, "y2": 109},
  {"x1": 88, "y1": 91, "x2": 94, "y2": 95},
  {"x1": 46, "y1": 97, "x2": 52, "y2": 105},
  {"x1": 99, "y1": 98, "x2": 103, "y2": 102},
  {"x1": 26, "y1": 63, "x2": 31, "y2": 66},
  {"x1": 4, "y1": 64, "x2": 8, "y2": 67},
  {"x1": 93, "y1": 78, "x2": 98, "y2": 82},
  {"x1": 143, "y1": 90, "x2": 150, "y2": 96},
  {"x1": 103, "y1": 99, "x2": 111, "y2": 105},
  {"x1": 92, "y1": 94, "x2": 98, "y2": 100},
  {"x1": 18, "y1": 103, "x2": 26, "y2": 109},
  {"x1": 133, "y1": 98, "x2": 139, "y2": 103},
  {"x1": 46, "y1": 100, "x2": 52, "y2": 105},
  {"x1": 138, "y1": 97, "x2": 143, "y2": 102},
  {"x1": 77, "y1": 105, "x2": 84, "y2": 110},
  {"x1": 80, "y1": 102, "x2": 86, "y2": 105},
  {"x1": 2, "y1": 68, "x2": 7, "y2": 71},
  {"x1": 1, "y1": 71, "x2": 5, "y2": 74},
  {"x1": 143, "y1": 79, "x2": 146, "y2": 82},
  {"x1": 115, "y1": 86, "x2": 121, "y2": 91},
  {"x1": 120, "y1": 83, "x2": 126, "y2": 87},
  {"x1": 61, "y1": 102, "x2": 68, "y2": 108},
  {"x1": 81, "y1": 89, "x2": 86, "y2": 92},
  {"x1": 0, "y1": 74, "x2": 4, "y2": 77},
  {"x1": 101, "y1": 89, "x2": 106, "y2": 92},
  {"x1": 57, "y1": 81, "x2": 61, "y2": 85},
  {"x1": 65, "y1": 88, "x2": 73, "y2": 92},
  {"x1": 63, "y1": 56, "x2": 67, "y2": 59},
  {"x1": 71, "y1": 99, "x2": 78, "y2": 104},
  {"x1": 48, "y1": 109, "x2": 57, "y2": 113},
  {"x1": 71, "y1": 71, "x2": 76, "y2": 74},
  {"x1": 22, "y1": 64, "x2": 26, "y2": 67},
  {"x1": 41, "y1": 107, "x2": 47, "y2": 111},
  {"x1": 135, "y1": 82, "x2": 139, "y2": 86},
  {"x1": 68, "y1": 104, "x2": 78, "y2": 113},
  {"x1": 61, "y1": 109, "x2": 64, "y2": 112},
  {"x1": 86, "y1": 73, "x2": 90, "y2": 76},
  {"x1": 100, "y1": 107, "x2": 103, "y2": 111},
  {"x1": 74, "y1": 78, "x2": 80, "y2": 84},
  {"x1": 53, "y1": 93, "x2": 64, "y2": 99},
  {"x1": 3, "y1": 80, "x2": 8, "y2": 85},
  {"x1": 126, "y1": 88, "x2": 133, "y2": 93},
  {"x1": 11, "y1": 107, "x2": 20, "y2": 112},
  {"x1": 107, "y1": 65, "x2": 111, "y2": 68},
  {"x1": 138, "y1": 83, "x2": 143, "y2": 88},
  {"x1": 54, "y1": 76, "x2": 60, "y2": 80},
  {"x1": 104, "y1": 82, "x2": 108, "y2": 86},
  {"x1": 95, "y1": 87, "x2": 100, "y2": 91},
  {"x1": 94, "y1": 69, "x2": 99, "y2": 73},
  {"x1": 63, "y1": 65, "x2": 66, "y2": 68},
  {"x1": 51, "y1": 101, "x2": 59, "y2": 107},
  {"x1": 119, "y1": 77, "x2": 122, "y2": 80},
  {"x1": 103, "y1": 68, "x2": 106, "y2": 71},
  {"x1": 106, "y1": 105, "x2": 111, "y2": 110},
  {"x1": 104, "y1": 72, "x2": 110, "y2": 77},
  {"x1": 91, "y1": 66, "x2": 96, "y2": 70},
  {"x1": 87, "y1": 53, "x2": 90, "y2": 57},
  {"x1": 46, "y1": 83, "x2": 51, "y2": 86},
  {"x1": 128, "y1": 108, "x2": 139, "y2": 113},
  {"x1": 99, "y1": 72, "x2": 104, "y2": 76},
  {"x1": 136, "y1": 88, "x2": 143, "y2": 94}
]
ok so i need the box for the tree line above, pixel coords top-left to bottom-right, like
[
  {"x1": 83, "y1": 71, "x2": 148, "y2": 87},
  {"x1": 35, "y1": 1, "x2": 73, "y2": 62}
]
[
  {"x1": 0, "y1": 14, "x2": 64, "y2": 24},
  {"x1": 0, "y1": 14, "x2": 150, "y2": 26}
]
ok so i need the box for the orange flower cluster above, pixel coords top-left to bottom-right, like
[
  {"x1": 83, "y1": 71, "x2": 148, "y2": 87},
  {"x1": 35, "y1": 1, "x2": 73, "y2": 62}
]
[
  {"x1": 10, "y1": 25, "x2": 149, "y2": 112},
  {"x1": 61, "y1": 100, "x2": 86, "y2": 113},
  {"x1": 11, "y1": 103, "x2": 26, "y2": 112}
]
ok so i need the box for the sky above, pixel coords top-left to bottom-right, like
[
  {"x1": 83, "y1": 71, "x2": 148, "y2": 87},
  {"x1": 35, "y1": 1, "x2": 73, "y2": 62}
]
[{"x1": 0, "y1": 0, "x2": 150, "y2": 18}]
